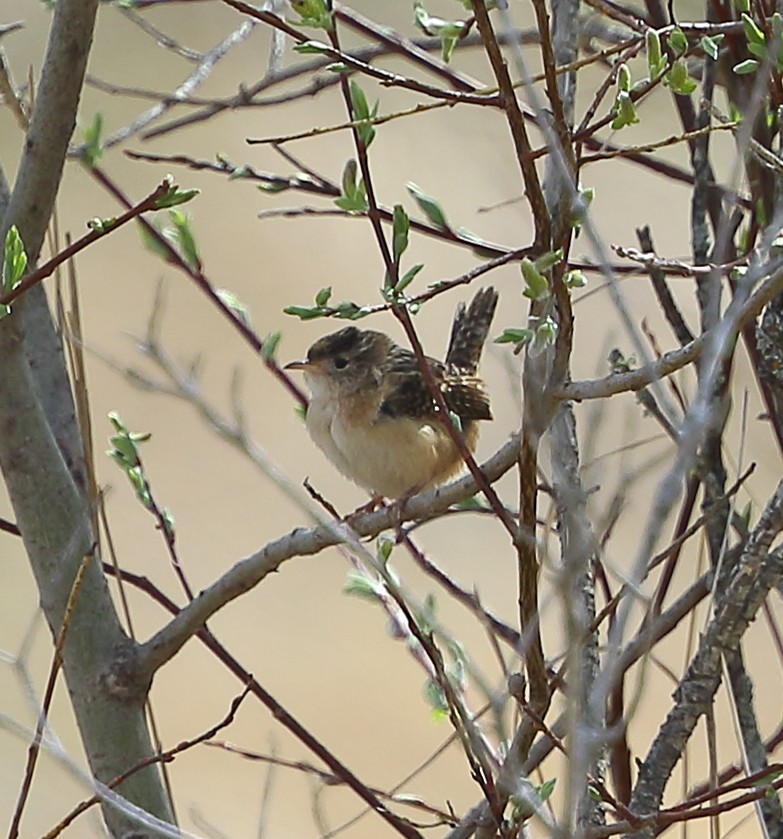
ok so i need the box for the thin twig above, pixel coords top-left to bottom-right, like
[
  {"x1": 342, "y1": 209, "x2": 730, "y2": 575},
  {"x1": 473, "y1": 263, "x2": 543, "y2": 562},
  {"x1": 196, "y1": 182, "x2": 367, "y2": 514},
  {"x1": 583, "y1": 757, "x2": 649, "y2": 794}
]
[
  {"x1": 41, "y1": 684, "x2": 253, "y2": 839},
  {"x1": 0, "y1": 179, "x2": 172, "y2": 308}
]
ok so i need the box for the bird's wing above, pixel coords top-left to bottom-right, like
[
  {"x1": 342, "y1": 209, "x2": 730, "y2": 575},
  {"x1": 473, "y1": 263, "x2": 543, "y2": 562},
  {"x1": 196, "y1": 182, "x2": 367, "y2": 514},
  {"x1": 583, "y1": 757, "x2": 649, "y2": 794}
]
[{"x1": 379, "y1": 348, "x2": 491, "y2": 421}]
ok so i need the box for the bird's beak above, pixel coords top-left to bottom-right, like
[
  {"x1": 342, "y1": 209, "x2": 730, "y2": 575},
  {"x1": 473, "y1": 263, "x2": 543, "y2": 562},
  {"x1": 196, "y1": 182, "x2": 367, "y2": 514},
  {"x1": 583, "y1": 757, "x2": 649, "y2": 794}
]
[{"x1": 284, "y1": 359, "x2": 311, "y2": 371}]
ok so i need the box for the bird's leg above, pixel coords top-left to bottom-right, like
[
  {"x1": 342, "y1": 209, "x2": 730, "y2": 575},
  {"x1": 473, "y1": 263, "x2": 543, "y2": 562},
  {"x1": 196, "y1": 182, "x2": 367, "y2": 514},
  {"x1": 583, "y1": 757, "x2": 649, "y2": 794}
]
[
  {"x1": 390, "y1": 483, "x2": 424, "y2": 539},
  {"x1": 345, "y1": 492, "x2": 386, "y2": 521}
]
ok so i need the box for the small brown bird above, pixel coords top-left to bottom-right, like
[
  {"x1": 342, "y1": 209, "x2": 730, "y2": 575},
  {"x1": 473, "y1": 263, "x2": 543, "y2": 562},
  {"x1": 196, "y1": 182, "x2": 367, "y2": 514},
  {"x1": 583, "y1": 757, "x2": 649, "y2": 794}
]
[{"x1": 285, "y1": 287, "x2": 498, "y2": 498}]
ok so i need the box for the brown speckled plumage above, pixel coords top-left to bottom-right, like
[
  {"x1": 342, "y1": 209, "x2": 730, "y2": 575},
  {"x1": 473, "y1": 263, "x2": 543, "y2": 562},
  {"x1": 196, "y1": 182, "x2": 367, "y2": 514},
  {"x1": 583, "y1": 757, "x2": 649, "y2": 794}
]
[{"x1": 287, "y1": 287, "x2": 498, "y2": 497}]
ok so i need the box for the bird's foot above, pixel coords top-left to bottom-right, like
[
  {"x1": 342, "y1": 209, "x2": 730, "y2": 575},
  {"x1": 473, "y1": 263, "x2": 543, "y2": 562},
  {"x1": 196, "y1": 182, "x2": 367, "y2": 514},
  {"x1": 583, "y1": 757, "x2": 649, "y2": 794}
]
[{"x1": 344, "y1": 493, "x2": 386, "y2": 524}]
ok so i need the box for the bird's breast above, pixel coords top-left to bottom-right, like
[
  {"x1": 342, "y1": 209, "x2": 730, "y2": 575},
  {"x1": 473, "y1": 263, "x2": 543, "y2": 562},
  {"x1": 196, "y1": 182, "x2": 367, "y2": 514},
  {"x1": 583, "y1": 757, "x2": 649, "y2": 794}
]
[{"x1": 306, "y1": 386, "x2": 474, "y2": 497}]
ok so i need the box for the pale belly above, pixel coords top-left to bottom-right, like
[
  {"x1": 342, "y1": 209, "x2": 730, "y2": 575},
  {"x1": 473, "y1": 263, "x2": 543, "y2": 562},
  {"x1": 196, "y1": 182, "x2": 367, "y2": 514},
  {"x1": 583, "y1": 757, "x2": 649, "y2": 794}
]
[{"x1": 306, "y1": 393, "x2": 465, "y2": 498}]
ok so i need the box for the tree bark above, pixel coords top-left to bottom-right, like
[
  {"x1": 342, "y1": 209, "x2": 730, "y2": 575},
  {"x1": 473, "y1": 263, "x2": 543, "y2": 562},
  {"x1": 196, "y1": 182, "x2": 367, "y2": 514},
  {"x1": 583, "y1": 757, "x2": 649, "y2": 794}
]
[{"x1": 0, "y1": 1, "x2": 174, "y2": 835}]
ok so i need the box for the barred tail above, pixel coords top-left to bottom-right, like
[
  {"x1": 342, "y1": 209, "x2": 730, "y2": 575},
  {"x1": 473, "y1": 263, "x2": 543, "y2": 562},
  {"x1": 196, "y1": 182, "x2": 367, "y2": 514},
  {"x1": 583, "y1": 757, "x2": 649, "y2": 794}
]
[{"x1": 445, "y1": 287, "x2": 499, "y2": 373}]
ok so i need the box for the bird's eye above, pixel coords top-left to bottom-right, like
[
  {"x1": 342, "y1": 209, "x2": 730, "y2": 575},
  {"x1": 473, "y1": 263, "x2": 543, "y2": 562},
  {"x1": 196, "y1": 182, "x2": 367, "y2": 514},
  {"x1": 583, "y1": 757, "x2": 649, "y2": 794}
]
[{"x1": 333, "y1": 356, "x2": 349, "y2": 370}]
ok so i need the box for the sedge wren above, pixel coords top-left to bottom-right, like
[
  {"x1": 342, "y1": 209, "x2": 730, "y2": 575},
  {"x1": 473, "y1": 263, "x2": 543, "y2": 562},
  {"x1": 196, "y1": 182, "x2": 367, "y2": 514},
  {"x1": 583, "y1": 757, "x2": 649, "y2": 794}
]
[{"x1": 285, "y1": 287, "x2": 498, "y2": 499}]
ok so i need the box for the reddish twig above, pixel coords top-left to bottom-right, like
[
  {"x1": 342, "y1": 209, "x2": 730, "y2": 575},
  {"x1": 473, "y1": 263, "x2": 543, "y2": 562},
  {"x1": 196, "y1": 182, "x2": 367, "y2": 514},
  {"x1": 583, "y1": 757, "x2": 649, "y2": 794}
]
[{"x1": 0, "y1": 179, "x2": 172, "y2": 308}]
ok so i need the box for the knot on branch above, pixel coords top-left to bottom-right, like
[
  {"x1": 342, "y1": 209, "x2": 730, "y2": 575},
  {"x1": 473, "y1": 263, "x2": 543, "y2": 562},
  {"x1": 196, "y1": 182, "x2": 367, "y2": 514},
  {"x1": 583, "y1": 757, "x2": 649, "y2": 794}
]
[{"x1": 100, "y1": 638, "x2": 150, "y2": 702}]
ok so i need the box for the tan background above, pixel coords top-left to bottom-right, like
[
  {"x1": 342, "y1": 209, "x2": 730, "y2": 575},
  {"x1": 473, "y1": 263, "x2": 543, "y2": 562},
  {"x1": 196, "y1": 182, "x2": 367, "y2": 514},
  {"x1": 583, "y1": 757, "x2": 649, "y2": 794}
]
[{"x1": 1, "y1": 1, "x2": 781, "y2": 837}]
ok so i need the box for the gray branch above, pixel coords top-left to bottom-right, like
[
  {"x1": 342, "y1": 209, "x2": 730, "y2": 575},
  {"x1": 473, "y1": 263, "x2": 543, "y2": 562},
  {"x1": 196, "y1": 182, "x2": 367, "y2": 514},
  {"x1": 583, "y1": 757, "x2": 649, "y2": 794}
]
[
  {"x1": 137, "y1": 436, "x2": 521, "y2": 678},
  {"x1": 0, "y1": 0, "x2": 174, "y2": 833},
  {"x1": 627, "y1": 481, "x2": 783, "y2": 836},
  {"x1": 557, "y1": 256, "x2": 783, "y2": 402}
]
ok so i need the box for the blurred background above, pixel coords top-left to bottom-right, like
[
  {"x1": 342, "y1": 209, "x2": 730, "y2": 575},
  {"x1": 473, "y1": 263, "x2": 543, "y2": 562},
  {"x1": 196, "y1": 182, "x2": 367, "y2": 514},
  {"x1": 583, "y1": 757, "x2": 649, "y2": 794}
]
[{"x1": 1, "y1": 1, "x2": 782, "y2": 837}]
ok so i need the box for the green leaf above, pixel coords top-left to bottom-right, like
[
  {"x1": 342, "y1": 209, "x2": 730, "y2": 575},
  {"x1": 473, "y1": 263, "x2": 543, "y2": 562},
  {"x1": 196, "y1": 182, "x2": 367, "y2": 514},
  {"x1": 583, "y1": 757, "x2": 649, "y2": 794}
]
[
  {"x1": 217, "y1": 288, "x2": 251, "y2": 325},
  {"x1": 755, "y1": 197, "x2": 768, "y2": 228},
  {"x1": 733, "y1": 58, "x2": 760, "y2": 73},
  {"x1": 510, "y1": 778, "x2": 557, "y2": 823},
  {"x1": 81, "y1": 112, "x2": 104, "y2": 167},
  {"x1": 392, "y1": 203, "x2": 410, "y2": 263},
  {"x1": 87, "y1": 217, "x2": 116, "y2": 233},
  {"x1": 537, "y1": 778, "x2": 556, "y2": 802},
  {"x1": 617, "y1": 63, "x2": 632, "y2": 92},
  {"x1": 406, "y1": 182, "x2": 449, "y2": 231},
  {"x1": 226, "y1": 164, "x2": 250, "y2": 180},
  {"x1": 154, "y1": 187, "x2": 200, "y2": 209},
  {"x1": 510, "y1": 779, "x2": 543, "y2": 821},
  {"x1": 413, "y1": 2, "x2": 466, "y2": 40},
  {"x1": 315, "y1": 286, "x2": 332, "y2": 307},
  {"x1": 564, "y1": 269, "x2": 587, "y2": 289},
  {"x1": 168, "y1": 209, "x2": 201, "y2": 270},
  {"x1": 376, "y1": 535, "x2": 394, "y2": 564},
  {"x1": 749, "y1": 768, "x2": 783, "y2": 787},
  {"x1": 293, "y1": 40, "x2": 331, "y2": 55},
  {"x1": 529, "y1": 317, "x2": 558, "y2": 357},
  {"x1": 160, "y1": 508, "x2": 176, "y2": 540},
  {"x1": 288, "y1": 0, "x2": 333, "y2": 29},
  {"x1": 534, "y1": 248, "x2": 563, "y2": 273},
  {"x1": 734, "y1": 0, "x2": 750, "y2": 11},
  {"x1": 257, "y1": 180, "x2": 290, "y2": 194},
  {"x1": 413, "y1": 2, "x2": 466, "y2": 63},
  {"x1": 341, "y1": 159, "x2": 358, "y2": 196},
  {"x1": 650, "y1": 57, "x2": 669, "y2": 76},
  {"x1": 334, "y1": 185, "x2": 368, "y2": 213},
  {"x1": 423, "y1": 679, "x2": 448, "y2": 717},
  {"x1": 742, "y1": 13, "x2": 766, "y2": 48},
  {"x1": 454, "y1": 494, "x2": 486, "y2": 510},
  {"x1": 700, "y1": 34, "x2": 723, "y2": 60},
  {"x1": 260, "y1": 331, "x2": 282, "y2": 360},
  {"x1": 333, "y1": 301, "x2": 372, "y2": 319},
  {"x1": 413, "y1": 0, "x2": 431, "y2": 30},
  {"x1": 664, "y1": 59, "x2": 698, "y2": 95},
  {"x1": 396, "y1": 263, "x2": 424, "y2": 293},
  {"x1": 570, "y1": 186, "x2": 594, "y2": 229},
  {"x1": 3, "y1": 225, "x2": 28, "y2": 292},
  {"x1": 325, "y1": 61, "x2": 349, "y2": 73},
  {"x1": 138, "y1": 219, "x2": 173, "y2": 262},
  {"x1": 283, "y1": 304, "x2": 327, "y2": 320},
  {"x1": 126, "y1": 466, "x2": 151, "y2": 508},
  {"x1": 1, "y1": 225, "x2": 26, "y2": 318},
  {"x1": 494, "y1": 327, "x2": 534, "y2": 346},
  {"x1": 668, "y1": 26, "x2": 688, "y2": 55},
  {"x1": 106, "y1": 412, "x2": 154, "y2": 508},
  {"x1": 441, "y1": 37, "x2": 458, "y2": 62},
  {"x1": 349, "y1": 80, "x2": 377, "y2": 147},
  {"x1": 611, "y1": 90, "x2": 639, "y2": 129},
  {"x1": 587, "y1": 784, "x2": 603, "y2": 801},
  {"x1": 521, "y1": 257, "x2": 550, "y2": 300},
  {"x1": 349, "y1": 80, "x2": 370, "y2": 119},
  {"x1": 646, "y1": 29, "x2": 662, "y2": 74},
  {"x1": 336, "y1": 160, "x2": 368, "y2": 212},
  {"x1": 343, "y1": 572, "x2": 382, "y2": 601}
]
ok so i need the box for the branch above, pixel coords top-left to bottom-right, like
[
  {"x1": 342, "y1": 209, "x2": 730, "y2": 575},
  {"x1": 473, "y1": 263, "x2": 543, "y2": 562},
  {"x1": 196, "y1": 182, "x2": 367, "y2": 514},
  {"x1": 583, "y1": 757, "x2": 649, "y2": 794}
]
[
  {"x1": 471, "y1": 0, "x2": 550, "y2": 249},
  {"x1": 0, "y1": 179, "x2": 173, "y2": 308},
  {"x1": 0, "y1": 1, "x2": 175, "y2": 832},
  {"x1": 627, "y1": 481, "x2": 783, "y2": 833},
  {"x1": 137, "y1": 437, "x2": 520, "y2": 677},
  {"x1": 556, "y1": 254, "x2": 783, "y2": 401},
  {"x1": 221, "y1": 0, "x2": 500, "y2": 107}
]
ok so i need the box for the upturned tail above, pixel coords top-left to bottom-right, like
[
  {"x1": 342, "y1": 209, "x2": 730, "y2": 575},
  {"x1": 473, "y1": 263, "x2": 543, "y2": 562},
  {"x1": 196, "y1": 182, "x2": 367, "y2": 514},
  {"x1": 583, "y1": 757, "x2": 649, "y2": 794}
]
[{"x1": 445, "y1": 287, "x2": 499, "y2": 374}]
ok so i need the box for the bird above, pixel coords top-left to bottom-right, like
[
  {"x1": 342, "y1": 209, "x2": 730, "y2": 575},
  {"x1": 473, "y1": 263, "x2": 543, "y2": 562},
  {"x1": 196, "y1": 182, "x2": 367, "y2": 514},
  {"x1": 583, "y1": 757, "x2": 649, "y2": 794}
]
[{"x1": 285, "y1": 287, "x2": 498, "y2": 499}]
